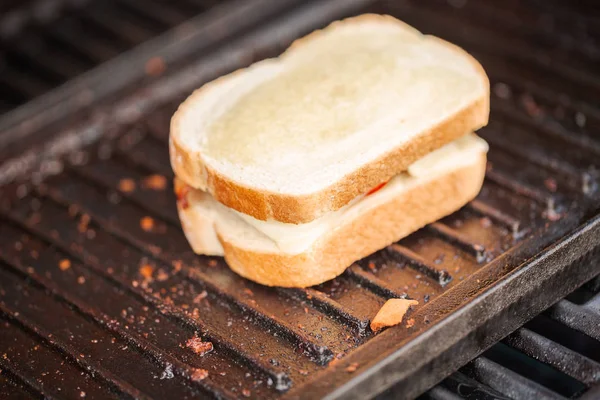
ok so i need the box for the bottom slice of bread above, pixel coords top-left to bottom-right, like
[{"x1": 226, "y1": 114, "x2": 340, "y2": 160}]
[{"x1": 176, "y1": 145, "x2": 486, "y2": 288}]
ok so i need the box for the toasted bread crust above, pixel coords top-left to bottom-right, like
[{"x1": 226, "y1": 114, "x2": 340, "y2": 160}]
[
  {"x1": 178, "y1": 154, "x2": 486, "y2": 287},
  {"x1": 170, "y1": 14, "x2": 490, "y2": 224}
]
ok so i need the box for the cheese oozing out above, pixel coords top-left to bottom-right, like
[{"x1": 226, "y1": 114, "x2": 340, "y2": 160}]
[{"x1": 192, "y1": 133, "x2": 488, "y2": 254}]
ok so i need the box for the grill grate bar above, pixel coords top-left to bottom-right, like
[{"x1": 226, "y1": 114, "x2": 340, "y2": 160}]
[
  {"x1": 503, "y1": 328, "x2": 600, "y2": 386},
  {"x1": 115, "y1": 0, "x2": 188, "y2": 27},
  {"x1": 345, "y1": 264, "x2": 407, "y2": 299},
  {"x1": 484, "y1": 168, "x2": 556, "y2": 208},
  {"x1": 69, "y1": 163, "x2": 180, "y2": 225},
  {"x1": 427, "y1": 222, "x2": 487, "y2": 262},
  {"x1": 185, "y1": 269, "x2": 334, "y2": 365},
  {"x1": 388, "y1": 244, "x2": 452, "y2": 287},
  {"x1": 47, "y1": 17, "x2": 123, "y2": 63},
  {"x1": 0, "y1": 69, "x2": 51, "y2": 100},
  {"x1": 547, "y1": 300, "x2": 600, "y2": 342},
  {"x1": 82, "y1": 8, "x2": 154, "y2": 46},
  {"x1": 0, "y1": 210, "x2": 293, "y2": 390},
  {"x1": 0, "y1": 288, "x2": 148, "y2": 400},
  {"x1": 280, "y1": 288, "x2": 370, "y2": 336},
  {"x1": 0, "y1": 362, "x2": 47, "y2": 400},
  {"x1": 44, "y1": 168, "x2": 336, "y2": 364},
  {"x1": 466, "y1": 357, "x2": 567, "y2": 400},
  {"x1": 467, "y1": 199, "x2": 521, "y2": 234},
  {"x1": 426, "y1": 385, "x2": 463, "y2": 400},
  {"x1": 0, "y1": 252, "x2": 233, "y2": 398},
  {"x1": 2, "y1": 38, "x2": 86, "y2": 83},
  {"x1": 491, "y1": 101, "x2": 600, "y2": 159}
]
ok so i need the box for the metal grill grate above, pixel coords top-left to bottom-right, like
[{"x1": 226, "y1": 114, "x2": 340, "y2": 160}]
[
  {"x1": 0, "y1": 0, "x2": 599, "y2": 399},
  {"x1": 410, "y1": 275, "x2": 600, "y2": 400},
  {"x1": 0, "y1": 0, "x2": 225, "y2": 114}
]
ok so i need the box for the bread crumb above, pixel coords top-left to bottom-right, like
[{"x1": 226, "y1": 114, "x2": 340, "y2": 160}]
[
  {"x1": 140, "y1": 216, "x2": 155, "y2": 232},
  {"x1": 370, "y1": 299, "x2": 418, "y2": 332},
  {"x1": 345, "y1": 362, "x2": 359, "y2": 373},
  {"x1": 59, "y1": 259, "x2": 71, "y2": 271},
  {"x1": 118, "y1": 178, "x2": 136, "y2": 193},
  {"x1": 191, "y1": 368, "x2": 208, "y2": 381},
  {"x1": 242, "y1": 389, "x2": 251, "y2": 397},
  {"x1": 139, "y1": 264, "x2": 154, "y2": 280},
  {"x1": 78, "y1": 214, "x2": 90, "y2": 233},
  {"x1": 186, "y1": 337, "x2": 213, "y2": 355},
  {"x1": 406, "y1": 318, "x2": 415, "y2": 328},
  {"x1": 145, "y1": 57, "x2": 166, "y2": 77},
  {"x1": 193, "y1": 291, "x2": 207, "y2": 303},
  {"x1": 142, "y1": 174, "x2": 167, "y2": 190}
]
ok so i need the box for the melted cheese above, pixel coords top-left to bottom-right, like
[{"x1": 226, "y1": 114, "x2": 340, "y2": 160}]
[{"x1": 229, "y1": 134, "x2": 488, "y2": 253}]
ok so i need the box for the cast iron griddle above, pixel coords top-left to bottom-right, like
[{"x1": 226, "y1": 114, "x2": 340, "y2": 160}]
[{"x1": 0, "y1": 0, "x2": 599, "y2": 399}]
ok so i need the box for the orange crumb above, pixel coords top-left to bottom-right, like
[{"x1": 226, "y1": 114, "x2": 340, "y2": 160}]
[
  {"x1": 142, "y1": 174, "x2": 167, "y2": 190},
  {"x1": 368, "y1": 262, "x2": 376, "y2": 270},
  {"x1": 345, "y1": 362, "x2": 359, "y2": 373},
  {"x1": 145, "y1": 57, "x2": 166, "y2": 77},
  {"x1": 78, "y1": 214, "x2": 90, "y2": 233},
  {"x1": 243, "y1": 288, "x2": 254, "y2": 296},
  {"x1": 191, "y1": 368, "x2": 208, "y2": 381},
  {"x1": 59, "y1": 259, "x2": 71, "y2": 271},
  {"x1": 208, "y1": 259, "x2": 217, "y2": 267},
  {"x1": 370, "y1": 299, "x2": 419, "y2": 332},
  {"x1": 242, "y1": 389, "x2": 251, "y2": 398},
  {"x1": 172, "y1": 260, "x2": 183, "y2": 272},
  {"x1": 139, "y1": 264, "x2": 153, "y2": 280},
  {"x1": 186, "y1": 337, "x2": 213, "y2": 355},
  {"x1": 140, "y1": 217, "x2": 154, "y2": 232},
  {"x1": 406, "y1": 318, "x2": 415, "y2": 328},
  {"x1": 118, "y1": 178, "x2": 136, "y2": 193}
]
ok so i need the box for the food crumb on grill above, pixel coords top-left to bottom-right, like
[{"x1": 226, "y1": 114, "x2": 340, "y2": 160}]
[
  {"x1": 193, "y1": 291, "x2": 208, "y2": 303},
  {"x1": 370, "y1": 298, "x2": 419, "y2": 332},
  {"x1": 479, "y1": 217, "x2": 492, "y2": 228},
  {"x1": 243, "y1": 288, "x2": 254, "y2": 296},
  {"x1": 492, "y1": 82, "x2": 512, "y2": 99},
  {"x1": 186, "y1": 337, "x2": 213, "y2": 355},
  {"x1": 78, "y1": 214, "x2": 90, "y2": 233},
  {"x1": 145, "y1": 57, "x2": 166, "y2": 77},
  {"x1": 521, "y1": 93, "x2": 544, "y2": 118},
  {"x1": 191, "y1": 368, "x2": 209, "y2": 381},
  {"x1": 139, "y1": 264, "x2": 154, "y2": 280},
  {"x1": 304, "y1": 307, "x2": 309, "y2": 314},
  {"x1": 345, "y1": 362, "x2": 359, "y2": 373},
  {"x1": 299, "y1": 369, "x2": 309, "y2": 376},
  {"x1": 172, "y1": 260, "x2": 183, "y2": 272},
  {"x1": 406, "y1": 318, "x2": 415, "y2": 328},
  {"x1": 544, "y1": 177, "x2": 558, "y2": 192},
  {"x1": 575, "y1": 112, "x2": 586, "y2": 128},
  {"x1": 242, "y1": 389, "x2": 251, "y2": 397},
  {"x1": 156, "y1": 269, "x2": 169, "y2": 282},
  {"x1": 77, "y1": 276, "x2": 86, "y2": 285},
  {"x1": 208, "y1": 259, "x2": 218, "y2": 267},
  {"x1": 59, "y1": 259, "x2": 71, "y2": 271},
  {"x1": 140, "y1": 216, "x2": 155, "y2": 232},
  {"x1": 142, "y1": 174, "x2": 167, "y2": 190},
  {"x1": 118, "y1": 178, "x2": 136, "y2": 193},
  {"x1": 368, "y1": 261, "x2": 376, "y2": 270},
  {"x1": 80, "y1": 391, "x2": 86, "y2": 398}
]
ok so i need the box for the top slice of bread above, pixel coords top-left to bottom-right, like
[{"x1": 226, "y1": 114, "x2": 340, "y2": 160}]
[{"x1": 170, "y1": 14, "x2": 490, "y2": 224}]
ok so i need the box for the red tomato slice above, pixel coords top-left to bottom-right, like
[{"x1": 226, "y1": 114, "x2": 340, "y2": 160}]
[{"x1": 366, "y1": 181, "x2": 387, "y2": 196}]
